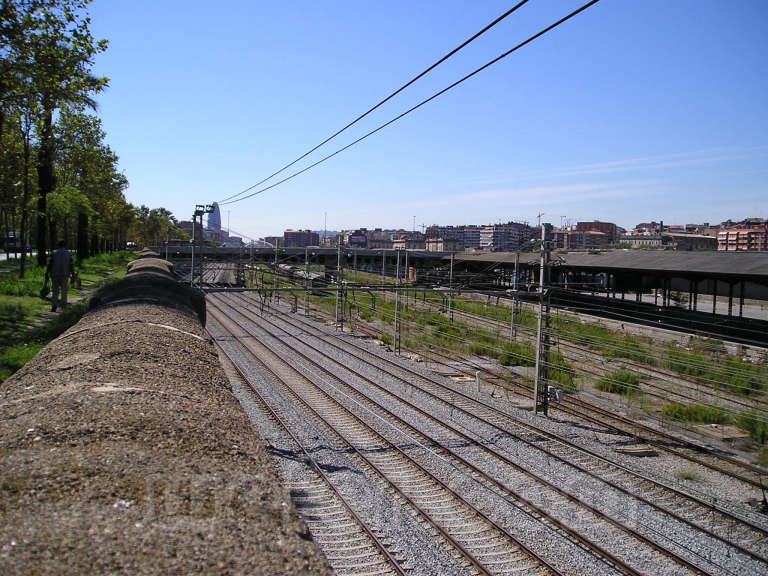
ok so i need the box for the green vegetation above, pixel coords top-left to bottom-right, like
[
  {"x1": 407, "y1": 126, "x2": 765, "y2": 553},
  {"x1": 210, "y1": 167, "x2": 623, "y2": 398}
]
[
  {"x1": 595, "y1": 366, "x2": 642, "y2": 397},
  {"x1": 662, "y1": 403, "x2": 729, "y2": 425},
  {"x1": 675, "y1": 470, "x2": 699, "y2": 482},
  {"x1": 0, "y1": 343, "x2": 43, "y2": 381},
  {"x1": 737, "y1": 413, "x2": 768, "y2": 445},
  {"x1": 0, "y1": 252, "x2": 134, "y2": 382},
  {"x1": 666, "y1": 348, "x2": 766, "y2": 396}
]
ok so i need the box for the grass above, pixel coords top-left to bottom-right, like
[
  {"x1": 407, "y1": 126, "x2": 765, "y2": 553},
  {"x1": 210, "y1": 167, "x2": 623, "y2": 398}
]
[
  {"x1": 595, "y1": 366, "x2": 642, "y2": 397},
  {"x1": 662, "y1": 403, "x2": 729, "y2": 425},
  {"x1": 666, "y1": 347, "x2": 767, "y2": 396},
  {"x1": 0, "y1": 343, "x2": 44, "y2": 381},
  {"x1": 0, "y1": 252, "x2": 135, "y2": 383},
  {"x1": 675, "y1": 470, "x2": 699, "y2": 482}
]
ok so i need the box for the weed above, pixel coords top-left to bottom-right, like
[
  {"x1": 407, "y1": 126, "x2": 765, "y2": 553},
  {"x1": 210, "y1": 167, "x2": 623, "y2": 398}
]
[
  {"x1": 737, "y1": 413, "x2": 768, "y2": 445},
  {"x1": 662, "y1": 403, "x2": 729, "y2": 425},
  {"x1": 595, "y1": 366, "x2": 642, "y2": 396},
  {"x1": 675, "y1": 470, "x2": 699, "y2": 481}
]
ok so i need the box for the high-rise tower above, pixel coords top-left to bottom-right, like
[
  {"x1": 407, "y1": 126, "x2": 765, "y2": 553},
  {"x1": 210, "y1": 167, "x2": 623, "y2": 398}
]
[{"x1": 207, "y1": 202, "x2": 222, "y2": 230}]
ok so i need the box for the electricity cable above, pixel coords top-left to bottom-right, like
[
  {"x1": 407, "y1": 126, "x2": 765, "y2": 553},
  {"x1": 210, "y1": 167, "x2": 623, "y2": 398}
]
[
  {"x1": 219, "y1": 0, "x2": 530, "y2": 204},
  {"x1": 221, "y1": 0, "x2": 600, "y2": 206}
]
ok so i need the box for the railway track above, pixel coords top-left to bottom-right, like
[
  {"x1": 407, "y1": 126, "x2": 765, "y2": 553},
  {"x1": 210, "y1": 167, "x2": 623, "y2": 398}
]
[
  {"x1": 209, "y1": 291, "x2": 768, "y2": 574},
  {"x1": 332, "y1": 289, "x2": 768, "y2": 492},
  {"x1": 439, "y1": 301, "x2": 768, "y2": 422},
  {"x1": 215, "y1": 337, "x2": 407, "y2": 576},
  {"x1": 208, "y1": 298, "x2": 565, "y2": 575}
]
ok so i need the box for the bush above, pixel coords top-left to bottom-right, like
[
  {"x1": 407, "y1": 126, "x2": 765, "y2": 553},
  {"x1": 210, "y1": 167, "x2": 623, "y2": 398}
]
[
  {"x1": 737, "y1": 413, "x2": 768, "y2": 445},
  {"x1": 662, "y1": 403, "x2": 729, "y2": 425},
  {"x1": 595, "y1": 366, "x2": 641, "y2": 396}
]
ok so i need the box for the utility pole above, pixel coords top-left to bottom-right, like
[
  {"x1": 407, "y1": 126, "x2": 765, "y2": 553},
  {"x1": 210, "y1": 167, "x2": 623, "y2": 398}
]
[
  {"x1": 190, "y1": 213, "x2": 195, "y2": 286},
  {"x1": 510, "y1": 251, "x2": 520, "y2": 340},
  {"x1": 394, "y1": 249, "x2": 401, "y2": 354},
  {"x1": 448, "y1": 251, "x2": 454, "y2": 323},
  {"x1": 335, "y1": 236, "x2": 343, "y2": 330},
  {"x1": 305, "y1": 246, "x2": 310, "y2": 317},
  {"x1": 534, "y1": 223, "x2": 550, "y2": 415},
  {"x1": 274, "y1": 242, "x2": 279, "y2": 293}
]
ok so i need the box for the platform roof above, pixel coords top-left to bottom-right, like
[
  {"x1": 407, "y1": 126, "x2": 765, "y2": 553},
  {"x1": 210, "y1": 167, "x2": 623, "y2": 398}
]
[{"x1": 454, "y1": 250, "x2": 768, "y2": 281}]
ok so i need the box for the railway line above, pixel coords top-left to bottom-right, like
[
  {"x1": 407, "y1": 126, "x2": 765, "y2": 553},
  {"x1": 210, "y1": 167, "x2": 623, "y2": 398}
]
[
  {"x1": 206, "y1": 290, "x2": 768, "y2": 575},
  {"x1": 208, "y1": 299, "x2": 565, "y2": 575},
  {"x1": 436, "y1": 300, "x2": 768, "y2": 422},
  {"x1": 329, "y1": 289, "x2": 768, "y2": 492},
  {"x1": 230, "y1": 293, "x2": 768, "y2": 547}
]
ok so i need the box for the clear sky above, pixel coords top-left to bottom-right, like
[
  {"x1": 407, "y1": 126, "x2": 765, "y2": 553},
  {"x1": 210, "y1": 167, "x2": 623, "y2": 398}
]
[{"x1": 88, "y1": 0, "x2": 768, "y2": 239}]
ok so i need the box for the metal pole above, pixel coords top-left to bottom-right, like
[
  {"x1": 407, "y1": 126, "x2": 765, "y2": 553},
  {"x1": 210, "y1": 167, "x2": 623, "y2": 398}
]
[
  {"x1": 394, "y1": 250, "x2": 401, "y2": 354},
  {"x1": 534, "y1": 224, "x2": 548, "y2": 415},
  {"x1": 335, "y1": 237, "x2": 342, "y2": 329},
  {"x1": 305, "y1": 246, "x2": 310, "y2": 316},
  {"x1": 381, "y1": 250, "x2": 385, "y2": 285},
  {"x1": 190, "y1": 215, "x2": 195, "y2": 286},
  {"x1": 449, "y1": 252, "x2": 454, "y2": 323}
]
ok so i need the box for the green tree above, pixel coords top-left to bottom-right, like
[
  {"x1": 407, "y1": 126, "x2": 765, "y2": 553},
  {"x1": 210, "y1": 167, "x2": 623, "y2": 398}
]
[{"x1": 20, "y1": 0, "x2": 108, "y2": 265}]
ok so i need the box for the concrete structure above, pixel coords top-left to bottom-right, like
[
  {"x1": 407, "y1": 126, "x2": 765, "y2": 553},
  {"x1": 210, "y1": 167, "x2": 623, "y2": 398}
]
[
  {"x1": 718, "y1": 226, "x2": 768, "y2": 252},
  {"x1": 284, "y1": 229, "x2": 319, "y2": 247},
  {"x1": 426, "y1": 238, "x2": 459, "y2": 252},
  {"x1": 479, "y1": 223, "x2": 534, "y2": 252},
  {"x1": 392, "y1": 238, "x2": 426, "y2": 250}
]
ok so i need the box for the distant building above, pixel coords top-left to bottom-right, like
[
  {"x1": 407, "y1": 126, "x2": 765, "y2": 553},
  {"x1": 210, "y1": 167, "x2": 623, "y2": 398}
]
[
  {"x1": 207, "y1": 202, "x2": 222, "y2": 231},
  {"x1": 623, "y1": 234, "x2": 663, "y2": 248},
  {"x1": 479, "y1": 222, "x2": 535, "y2": 252},
  {"x1": 621, "y1": 233, "x2": 717, "y2": 251},
  {"x1": 392, "y1": 238, "x2": 426, "y2": 250},
  {"x1": 575, "y1": 221, "x2": 619, "y2": 243},
  {"x1": 263, "y1": 236, "x2": 283, "y2": 248},
  {"x1": 283, "y1": 229, "x2": 319, "y2": 247},
  {"x1": 426, "y1": 238, "x2": 459, "y2": 252},
  {"x1": 664, "y1": 233, "x2": 717, "y2": 251},
  {"x1": 179, "y1": 220, "x2": 203, "y2": 239},
  {"x1": 718, "y1": 226, "x2": 768, "y2": 252},
  {"x1": 555, "y1": 229, "x2": 611, "y2": 249}
]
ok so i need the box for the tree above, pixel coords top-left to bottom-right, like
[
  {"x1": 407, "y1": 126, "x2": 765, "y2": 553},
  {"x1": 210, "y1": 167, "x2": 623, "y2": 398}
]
[{"x1": 20, "y1": 0, "x2": 108, "y2": 265}]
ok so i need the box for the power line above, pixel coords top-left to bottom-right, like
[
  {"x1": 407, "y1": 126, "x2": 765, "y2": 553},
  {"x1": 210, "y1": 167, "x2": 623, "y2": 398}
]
[
  {"x1": 222, "y1": 0, "x2": 601, "y2": 206},
  {"x1": 219, "y1": 1, "x2": 531, "y2": 204}
]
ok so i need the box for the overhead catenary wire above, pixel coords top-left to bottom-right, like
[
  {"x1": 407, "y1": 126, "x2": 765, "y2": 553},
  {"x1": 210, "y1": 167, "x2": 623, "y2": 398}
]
[
  {"x1": 221, "y1": 0, "x2": 601, "y2": 206},
  {"x1": 219, "y1": 0, "x2": 531, "y2": 204}
]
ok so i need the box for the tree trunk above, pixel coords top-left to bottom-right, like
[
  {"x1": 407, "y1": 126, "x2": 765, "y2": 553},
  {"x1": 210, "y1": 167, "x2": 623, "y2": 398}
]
[
  {"x1": 77, "y1": 211, "x2": 88, "y2": 263},
  {"x1": 36, "y1": 108, "x2": 55, "y2": 266}
]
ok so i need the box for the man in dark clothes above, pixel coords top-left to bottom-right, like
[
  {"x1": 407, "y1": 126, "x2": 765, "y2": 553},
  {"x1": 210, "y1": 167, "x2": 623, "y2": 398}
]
[{"x1": 47, "y1": 241, "x2": 74, "y2": 312}]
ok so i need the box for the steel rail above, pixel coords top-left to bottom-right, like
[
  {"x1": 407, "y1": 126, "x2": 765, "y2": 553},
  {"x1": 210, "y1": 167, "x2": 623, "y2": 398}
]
[
  {"x1": 207, "y1": 299, "x2": 564, "y2": 576},
  {"x1": 211, "y1": 319, "x2": 407, "y2": 576},
  {"x1": 339, "y1": 291, "x2": 768, "y2": 492},
  {"x1": 240, "y1": 293, "x2": 768, "y2": 547},
  {"x1": 437, "y1": 302, "x2": 768, "y2": 421},
  {"x1": 212, "y1": 294, "x2": 718, "y2": 575},
  {"x1": 218, "y1": 292, "x2": 765, "y2": 572}
]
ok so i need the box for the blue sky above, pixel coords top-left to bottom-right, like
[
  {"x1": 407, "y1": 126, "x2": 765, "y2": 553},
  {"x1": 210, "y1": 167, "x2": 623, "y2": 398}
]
[{"x1": 88, "y1": 0, "x2": 768, "y2": 238}]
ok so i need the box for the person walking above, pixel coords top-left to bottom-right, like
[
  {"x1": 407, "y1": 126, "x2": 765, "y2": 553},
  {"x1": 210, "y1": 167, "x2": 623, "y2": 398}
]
[{"x1": 46, "y1": 241, "x2": 74, "y2": 312}]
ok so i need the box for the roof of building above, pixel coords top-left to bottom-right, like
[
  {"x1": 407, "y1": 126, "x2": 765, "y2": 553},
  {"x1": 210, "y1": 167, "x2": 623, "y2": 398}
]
[{"x1": 454, "y1": 250, "x2": 768, "y2": 280}]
